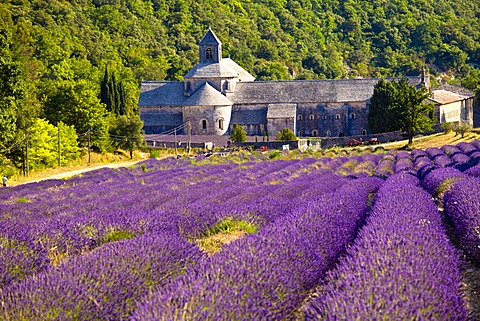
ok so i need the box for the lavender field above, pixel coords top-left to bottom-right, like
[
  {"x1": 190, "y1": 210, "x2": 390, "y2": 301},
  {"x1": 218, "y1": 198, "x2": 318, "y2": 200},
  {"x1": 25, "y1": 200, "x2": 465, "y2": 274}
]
[{"x1": 1, "y1": 142, "x2": 480, "y2": 320}]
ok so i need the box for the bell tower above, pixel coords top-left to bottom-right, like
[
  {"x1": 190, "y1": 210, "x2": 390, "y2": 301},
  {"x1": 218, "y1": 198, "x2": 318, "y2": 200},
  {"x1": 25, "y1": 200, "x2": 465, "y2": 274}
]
[{"x1": 199, "y1": 27, "x2": 222, "y2": 64}]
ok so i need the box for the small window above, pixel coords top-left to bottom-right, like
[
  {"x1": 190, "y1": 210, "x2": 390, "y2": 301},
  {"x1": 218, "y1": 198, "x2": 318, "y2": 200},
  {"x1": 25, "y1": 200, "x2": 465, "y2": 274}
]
[
  {"x1": 350, "y1": 113, "x2": 356, "y2": 119},
  {"x1": 309, "y1": 114, "x2": 315, "y2": 120},
  {"x1": 362, "y1": 129, "x2": 367, "y2": 135},
  {"x1": 202, "y1": 119, "x2": 207, "y2": 130},
  {"x1": 335, "y1": 114, "x2": 340, "y2": 120},
  {"x1": 206, "y1": 47, "x2": 213, "y2": 60},
  {"x1": 219, "y1": 118, "x2": 224, "y2": 130},
  {"x1": 298, "y1": 115, "x2": 303, "y2": 121},
  {"x1": 323, "y1": 114, "x2": 327, "y2": 120},
  {"x1": 326, "y1": 130, "x2": 331, "y2": 137},
  {"x1": 312, "y1": 130, "x2": 318, "y2": 137}
]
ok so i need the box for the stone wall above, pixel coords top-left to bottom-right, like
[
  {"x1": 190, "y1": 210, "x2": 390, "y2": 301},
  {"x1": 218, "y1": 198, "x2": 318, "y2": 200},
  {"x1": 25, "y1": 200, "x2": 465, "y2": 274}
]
[
  {"x1": 319, "y1": 131, "x2": 403, "y2": 149},
  {"x1": 296, "y1": 102, "x2": 369, "y2": 137},
  {"x1": 182, "y1": 105, "x2": 232, "y2": 135}
]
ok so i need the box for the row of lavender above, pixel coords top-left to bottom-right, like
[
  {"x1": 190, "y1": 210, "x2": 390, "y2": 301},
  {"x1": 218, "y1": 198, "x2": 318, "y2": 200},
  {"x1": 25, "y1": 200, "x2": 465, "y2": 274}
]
[
  {"x1": 1, "y1": 139, "x2": 480, "y2": 319},
  {"x1": 1, "y1": 176, "x2": 382, "y2": 320},
  {"x1": 337, "y1": 141, "x2": 480, "y2": 179},
  {"x1": 0, "y1": 157, "x2": 350, "y2": 288},
  {"x1": 303, "y1": 173, "x2": 467, "y2": 320}
]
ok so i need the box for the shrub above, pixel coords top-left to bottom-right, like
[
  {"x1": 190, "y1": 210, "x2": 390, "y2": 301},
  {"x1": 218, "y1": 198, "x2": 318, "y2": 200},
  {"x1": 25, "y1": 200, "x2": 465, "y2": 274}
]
[
  {"x1": 275, "y1": 128, "x2": 297, "y2": 141},
  {"x1": 441, "y1": 122, "x2": 455, "y2": 133}
]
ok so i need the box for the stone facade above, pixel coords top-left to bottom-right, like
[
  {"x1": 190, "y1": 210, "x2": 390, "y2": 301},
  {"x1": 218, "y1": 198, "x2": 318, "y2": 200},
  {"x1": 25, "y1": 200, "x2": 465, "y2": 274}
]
[
  {"x1": 428, "y1": 84, "x2": 475, "y2": 127},
  {"x1": 139, "y1": 29, "x2": 476, "y2": 138}
]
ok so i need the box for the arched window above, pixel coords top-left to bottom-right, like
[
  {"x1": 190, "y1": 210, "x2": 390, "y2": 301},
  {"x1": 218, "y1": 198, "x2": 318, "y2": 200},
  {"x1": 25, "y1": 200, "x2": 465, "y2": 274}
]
[
  {"x1": 298, "y1": 114, "x2": 303, "y2": 121},
  {"x1": 219, "y1": 118, "x2": 224, "y2": 130},
  {"x1": 335, "y1": 114, "x2": 340, "y2": 120},
  {"x1": 312, "y1": 130, "x2": 318, "y2": 137},
  {"x1": 350, "y1": 113, "x2": 356, "y2": 119},
  {"x1": 201, "y1": 119, "x2": 207, "y2": 130},
  {"x1": 323, "y1": 114, "x2": 327, "y2": 120},
  {"x1": 309, "y1": 114, "x2": 315, "y2": 120},
  {"x1": 206, "y1": 47, "x2": 213, "y2": 60},
  {"x1": 326, "y1": 130, "x2": 331, "y2": 137},
  {"x1": 362, "y1": 129, "x2": 367, "y2": 135}
]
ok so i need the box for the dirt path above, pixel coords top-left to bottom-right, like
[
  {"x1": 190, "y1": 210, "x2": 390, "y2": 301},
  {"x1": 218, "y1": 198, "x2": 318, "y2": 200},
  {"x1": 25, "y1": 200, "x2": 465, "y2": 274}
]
[{"x1": 12, "y1": 160, "x2": 144, "y2": 186}]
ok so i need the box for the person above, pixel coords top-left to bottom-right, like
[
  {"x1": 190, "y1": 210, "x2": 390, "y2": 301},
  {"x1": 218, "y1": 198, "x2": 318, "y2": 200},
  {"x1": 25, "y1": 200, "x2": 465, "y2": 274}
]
[{"x1": 2, "y1": 176, "x2": 7, "y2": 187}]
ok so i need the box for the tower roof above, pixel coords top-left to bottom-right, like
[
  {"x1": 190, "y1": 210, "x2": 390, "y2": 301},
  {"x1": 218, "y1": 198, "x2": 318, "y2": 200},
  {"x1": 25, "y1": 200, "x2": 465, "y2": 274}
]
[
  {"x1": 183, "y1": 82, "x2": 232, "y2": 106},
  {"x1": 199, "y1": 27, "x2": 222, "y2": 46},
  {"x1": 184, "y1": 62, "x2": 238, "y2": 79}
]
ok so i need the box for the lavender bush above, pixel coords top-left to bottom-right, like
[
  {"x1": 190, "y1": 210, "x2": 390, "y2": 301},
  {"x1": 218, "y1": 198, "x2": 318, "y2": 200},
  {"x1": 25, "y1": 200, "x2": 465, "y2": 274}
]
[
  {"x1": 131, "y1": 178, "x2": 383, "y2": 321},
  {"x1": 0, "y1": 232, "x2": 203, "y2": 320},
  {"x1": 443, "y1": 175, "x2": 480, "y2": 263},
  {"x1": 303, "y1": 173, "x2": 467, "y2": 320}
]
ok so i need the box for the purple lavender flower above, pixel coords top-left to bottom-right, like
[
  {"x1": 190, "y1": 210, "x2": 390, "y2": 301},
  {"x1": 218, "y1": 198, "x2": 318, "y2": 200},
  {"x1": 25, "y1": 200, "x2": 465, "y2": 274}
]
[
  {"x1": 422, "y1": 167, "x2": 464, "y2": 195},
  {"x1": 444, "y1": 176, "x2": 480, "y2": 263},
  {"x1": 131, "y1": 178, "x2": 383, "y2": 321},
  {"x1": 0, "y1": 232, "x2": 203, "y2": 320},
  {"x1": 303, "y1": 174, "x2": 467, "y2": 320}
]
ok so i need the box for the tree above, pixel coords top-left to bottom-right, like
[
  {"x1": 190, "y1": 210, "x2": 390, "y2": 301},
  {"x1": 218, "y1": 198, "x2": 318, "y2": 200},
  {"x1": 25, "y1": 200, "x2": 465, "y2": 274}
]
[
  {"x1": 368, "y1": 77, "x2": 433, "y2": 144},
  {"x1": 43, "y1": 80, "x2": 110, "y2": 152},
  {"x1": 100, "y1": 66, "x2": 128, "y2": 116},
  {"x1": 454, "y1": 122, "x2": 471, "y2": 138},
  {"x1": 27, "y1": 119, "x2": 80, "y2": 169},
  {"x1": 367, "y1": 79, "x2": 400, "y2": 134},
  {"x1": 230, "y1": 125, "x2": 247, "y2": 143},
  {"x1": 109, "y1": 115, "x2": 145, "y2": 159},
  {"x1": 275, "y1": 128, "x2": 297, "y2": 141},
  {"x1": 396, "y1": 78, "x2": 433, "y2": 144}
]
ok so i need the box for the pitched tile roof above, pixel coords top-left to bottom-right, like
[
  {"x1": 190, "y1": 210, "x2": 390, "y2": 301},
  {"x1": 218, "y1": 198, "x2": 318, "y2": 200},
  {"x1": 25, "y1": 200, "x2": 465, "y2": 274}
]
[
  {"x1": 184, "y1": 61, "x2": 239, "y2": 78},
  {"x1": 139, "y1": 81, "x2": 186, "y2": 106},
  {"x1": 231, "y1": 77, "x2": 425, "y2": 104},
  {"x1": 230, "y1": 109, "x2": 267, "y2": 124},
  {"x1": 140, "y1": 77, "x2": 427, "y2": 107},
  {"x1": 429, "y1": 90, "x2": 472, "y2": 105},
  {"x1": 141, "y1": 112, "x2": 183, "y2": 126},
  {"x1": 221, "y1": 58, "x2": 255, "y2": 82},
  {"x1": 199, "y1": 28, "x2": 221, "y2": 45},
  {"x1": 267, "y1": 104, "x2": 297, "y2": 118},
  {"x1": 183, "y1": 82, "x2": 232, "y2": 106}
]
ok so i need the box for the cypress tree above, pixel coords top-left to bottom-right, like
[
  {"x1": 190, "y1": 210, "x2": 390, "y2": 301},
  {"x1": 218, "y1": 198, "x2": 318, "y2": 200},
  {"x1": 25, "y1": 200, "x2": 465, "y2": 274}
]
[{"x1": 100, "y1": 66, "x2": 129, "y2": 116}]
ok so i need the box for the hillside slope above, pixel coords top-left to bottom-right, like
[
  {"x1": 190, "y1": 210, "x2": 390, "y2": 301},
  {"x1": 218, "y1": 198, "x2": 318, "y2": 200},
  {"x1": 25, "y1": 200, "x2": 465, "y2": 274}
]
[{"x1": 2, "y1": 0, "x2": 480, "y2": 87}]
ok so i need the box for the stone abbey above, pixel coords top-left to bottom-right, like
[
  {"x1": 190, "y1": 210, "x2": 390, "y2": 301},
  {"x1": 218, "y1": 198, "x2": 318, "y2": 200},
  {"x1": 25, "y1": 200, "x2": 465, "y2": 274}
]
[{"x1": 139, "y1": 28, "x2": 475, "y2": 138}]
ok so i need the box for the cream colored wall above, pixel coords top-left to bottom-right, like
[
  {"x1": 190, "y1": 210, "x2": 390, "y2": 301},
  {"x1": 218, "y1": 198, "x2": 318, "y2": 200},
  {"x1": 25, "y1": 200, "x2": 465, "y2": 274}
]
[{"x1": 439, "y1": 101, "x2": 462, "y2": 123}]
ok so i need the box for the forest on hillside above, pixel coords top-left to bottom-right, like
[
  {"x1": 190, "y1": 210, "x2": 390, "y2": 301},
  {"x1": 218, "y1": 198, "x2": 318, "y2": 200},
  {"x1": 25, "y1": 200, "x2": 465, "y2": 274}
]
[{"x1": 1, "y1": 0, "x2": 480, "y2": 172}]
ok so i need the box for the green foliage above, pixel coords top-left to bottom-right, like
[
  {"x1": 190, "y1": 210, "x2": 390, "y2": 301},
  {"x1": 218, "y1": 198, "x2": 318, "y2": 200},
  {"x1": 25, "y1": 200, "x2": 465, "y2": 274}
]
[
  {"x1": 16, "y1": 197, "x2": 31, "y2": 204},
  {"x1": 368, "y1": 79, "x2": 400, "y2": 134},
  {"x1": 109, "y1": 114, "x2": 145, "y2": 159},
  {"x1": 27, "y1": 119, "x2": 80, "y2": 169},
  {"x1": 101, "y1": 65, "x2": 129, "y2": 116},
  {"x1": 149, "y1": 148, "x2": 160, "y2": 158},
  {"x1": 0, "y1": 0, "x2": 478, "y2": 173},
  {"x1": 441, "y1": 122, "x2": 455, "y2": 134},
  {"x1": 43, "y1": 80, "x2": 110, "y2": 152},
  {"x1": 203, "y1": 218, "x2": 257, "y2": 237},
  {"x1": 230, "y1": 124, "x2": 247, "y2": 143},
  {"x1": 396, "y1": 78, "x2": 434, "y2": 144},
  {"x1": 368, "y1": 77, "x2": 434, "y2": 143},
  {"x1": 454, "y1": 122, "x2": 471, "y2": 138},
  {"x1": 268, "y1": 150, "x2": 281, "y2": 159},
  {"x1": 103, "y1": 229, "x2": 136, "y2": 243},
  {"x1": 196, "y1": 217, "x2": 258, "y2": 254},
  {"x1": 275, "y1": 128, "x2": 297, "y2": 141}
]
